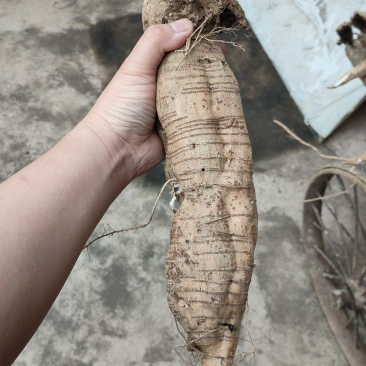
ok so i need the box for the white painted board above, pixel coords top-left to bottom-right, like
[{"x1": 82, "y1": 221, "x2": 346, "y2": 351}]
[{"x1": 240, "y1": 0, "x2": 366, "y2": 139}]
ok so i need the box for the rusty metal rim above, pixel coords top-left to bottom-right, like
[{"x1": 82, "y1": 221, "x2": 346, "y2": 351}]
[{"x1": 303, "y1": 164, "x2": 366, "y2": 366}]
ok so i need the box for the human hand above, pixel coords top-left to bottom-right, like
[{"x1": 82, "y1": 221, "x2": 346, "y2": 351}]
[{"x1": 87, "y1": 19, "x2": 194, "y2": 179}]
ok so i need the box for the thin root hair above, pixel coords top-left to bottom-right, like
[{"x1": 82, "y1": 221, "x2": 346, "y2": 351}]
[
  {"x1": 84, "y1": 178, "x2": 177, "y2": 249},
  {"x1": 171, "y1": 312, "x2": 256, "y2": 366},
  {"x1": 176, "y1": 16, "x2": 246, "y2": 69}
]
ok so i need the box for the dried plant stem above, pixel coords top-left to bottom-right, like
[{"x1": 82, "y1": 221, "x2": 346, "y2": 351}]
[
  {"x1": 273, "y1": 119, "x2": 366, "y2": 165},
  {"x1": 303, "y1": 181, "x2": 357, "y2": 203},
  {"x1": 330, "y1": 59, "x2": 366, "y2": 89}
]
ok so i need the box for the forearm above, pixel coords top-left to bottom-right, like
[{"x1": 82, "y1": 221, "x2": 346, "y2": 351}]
[
  {"x1": 0, "y1": 18, "x2": 193, "y2": 365},
  {"x1": 0, "y1": 116, "x2": 133, "y2": 365}
]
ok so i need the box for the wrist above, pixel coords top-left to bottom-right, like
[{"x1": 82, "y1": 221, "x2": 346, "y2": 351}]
[
  {"x1": 80, "y1": 112, "x2": 136, "y2": 184},
  {"x1": 84, "y1": 109, "x2": 165, "y2": 180}
]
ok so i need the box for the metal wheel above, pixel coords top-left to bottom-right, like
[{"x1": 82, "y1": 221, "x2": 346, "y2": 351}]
[{"x1": 303, "y1": 164, "x2": 366, "y2": 366}]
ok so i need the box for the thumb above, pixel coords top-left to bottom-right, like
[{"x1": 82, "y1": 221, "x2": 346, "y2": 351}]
[{"x1": 121, "y1": 19, "x2": 194, "y2": 76}]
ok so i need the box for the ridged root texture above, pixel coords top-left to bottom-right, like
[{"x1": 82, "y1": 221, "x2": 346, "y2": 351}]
[
  {"x1": 143, "y1": 1, "x2": 257, "y2": 364},
  {"x1": 157, "y1": 41, "x2": 257, "y2": 365}
]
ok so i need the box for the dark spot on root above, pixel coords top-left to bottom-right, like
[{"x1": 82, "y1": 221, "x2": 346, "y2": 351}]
[
  {"x1": 220, "y1": 323, "x2": 238, "y2": 332},
  {"x1": 220, "y1": 8, "x2": 237, "y2": 28},
  {"x1": 199, "y1": 58, "x2": 213, "y2": 64}
]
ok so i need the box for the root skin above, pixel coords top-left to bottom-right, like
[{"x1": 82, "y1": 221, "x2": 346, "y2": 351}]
[
  {"x1": 143, "y1": 1, "x2": 257, "y2": 364},
  {"x1": 157, "y1": 41, "x2": 257, "y2": 363}
]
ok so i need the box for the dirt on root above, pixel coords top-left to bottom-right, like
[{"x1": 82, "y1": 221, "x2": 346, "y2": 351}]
[{"x1": 142, "y1": 0, "x2": 246, "y2": 31}]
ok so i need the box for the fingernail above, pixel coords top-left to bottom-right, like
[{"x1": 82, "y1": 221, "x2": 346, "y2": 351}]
[{"x1": 170, "y1": 18, "x2": 191, "y2": 33}]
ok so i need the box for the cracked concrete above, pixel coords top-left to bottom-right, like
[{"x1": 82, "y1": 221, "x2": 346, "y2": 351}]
[{"x1": 1, "y1": 1, "x2": 365, "y2": 365}]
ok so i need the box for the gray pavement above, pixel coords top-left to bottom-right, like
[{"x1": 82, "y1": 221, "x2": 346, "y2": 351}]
[{"x1": 1, "y1": 1, "x2": 365, "y2": 365}]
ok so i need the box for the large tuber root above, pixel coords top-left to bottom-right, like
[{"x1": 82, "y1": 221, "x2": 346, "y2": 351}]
[{"x1": 143, "y1": 1, "x2": 257, "y2": 365}]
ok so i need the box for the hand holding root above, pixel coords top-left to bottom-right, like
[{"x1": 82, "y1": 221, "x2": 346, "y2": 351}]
[
  {"x1": 88, "y1": 19, "x2": 194, "y2": 179},
  {"x1": 143, "y1": 1, "x2": 258, "y2": 365}
]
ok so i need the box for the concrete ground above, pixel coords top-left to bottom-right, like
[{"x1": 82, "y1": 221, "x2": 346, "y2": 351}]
[{"x1": 1, "y1": 1, "x2": 366, "y2": 365}]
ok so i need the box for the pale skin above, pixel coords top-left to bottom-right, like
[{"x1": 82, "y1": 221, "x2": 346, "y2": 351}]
[{"x1": 0, "y1": 19, "x2": 194, "y2": 365}]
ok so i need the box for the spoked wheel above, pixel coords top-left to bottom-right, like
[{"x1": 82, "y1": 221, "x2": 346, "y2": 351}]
[{"x1": 303, "y1": 164, "x2": 366, "y2": 366}]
